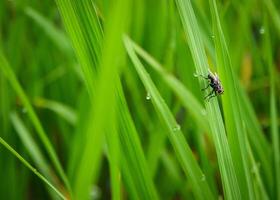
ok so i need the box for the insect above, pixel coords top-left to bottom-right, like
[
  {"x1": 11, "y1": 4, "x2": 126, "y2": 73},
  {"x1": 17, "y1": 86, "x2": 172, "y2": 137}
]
[{"x1": 195, "y1": 69, "x2": 224, "y2": 101}]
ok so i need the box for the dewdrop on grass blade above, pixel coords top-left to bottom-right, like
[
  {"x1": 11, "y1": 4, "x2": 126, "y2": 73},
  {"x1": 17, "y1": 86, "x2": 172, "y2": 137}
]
[
  {"x1": 172, "y1": 124, "x2": 181, "y2": 132},
  {"x1": 146, "y1": 92, "x2": 151, "y2": 100}
]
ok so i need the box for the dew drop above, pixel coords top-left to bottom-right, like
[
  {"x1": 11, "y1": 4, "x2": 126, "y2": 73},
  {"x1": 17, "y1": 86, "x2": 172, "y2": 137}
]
[
  {"x1": 146, "y1": 92, "x2": 151, "y2": 100},
  {"x1": 90, "y1": 185, "x2": 101, "y2": 200},
  {"x1": 211, "y1": 35, "x2": 215, "y2": 39},
  {"x1": 251, "y1": 162, "x2": 261, "y2": 174},
  {"x1": 172, "y1": 124, "x2": 181, "y2": 132},
  {"x1": 201, "y1": 109, "x2": 207, "y2": 116},
  {"x1": 259, "y1": 27, "x2": 265, "y2": 35},
  {"x1": 22, "y1": 107, "x2": 27, "y2": 113},
  {"x1": 201, "y1": 174, "x2": 206, "y2": 181}
]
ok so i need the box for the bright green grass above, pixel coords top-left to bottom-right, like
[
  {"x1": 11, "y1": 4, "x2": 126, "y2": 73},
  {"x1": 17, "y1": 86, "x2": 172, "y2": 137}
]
[{"x1": 0, "y1": 0, "x2": 279, "y2": 199}]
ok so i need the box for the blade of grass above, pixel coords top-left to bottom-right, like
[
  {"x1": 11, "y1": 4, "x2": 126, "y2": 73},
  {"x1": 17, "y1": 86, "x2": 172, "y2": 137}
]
[
  {"x1": 34, "y1": 97, "x2": 77, "y2": 126},
  {"x1": 10, "y1": 112, "x2": 50, "y2": 177},
  {"x1": 190, "y1": 4, "x2": 272, "y2": 185},
  {"x1": 0, "y1": 137, "x2": 66, "y2": 200},
  {"x1": 56, "y1": 1, "x2": 159, "y2": 199},
  {"x1": 263, "y1": 0, "x2": 280, "y2": 37},
  {"x1": 264, "y1": 18, "x2": 280, "y2": 200},
  {"x1": 24, "y1": 7, "x2": 72, "y2": 55},
  {"x1": 117, "y1": 84, "x2": 159, "y2": 200},
  {"x1": 174, "y1": 0, "x2": 241, "y2": 199},
  {"x1": 0, "y1": 51, "x2": 71, "y2": 195},
  {"x1": 10, "y1": 112, "x2": 64, "y2": 199},
  {"x1": 131, "y1": 39, "x2": 208, "y2": 132},
  {"x1": 209, "y1": 0, "x2": 255, "y2": 199},
  {"x1": 131, "y1": 40, "x2": 218, "y2": 192},
  {"x1": 124, "y1": 35, "x2": 215, "y2": 200}
]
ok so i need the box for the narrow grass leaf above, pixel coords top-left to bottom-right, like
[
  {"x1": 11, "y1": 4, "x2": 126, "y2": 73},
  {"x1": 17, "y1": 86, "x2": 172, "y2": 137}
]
[
  {"x1": 117, "y1": 84, "x2": 159, "y2": 200},
  {"x1": 131, "y1": 40, "x2": 208, "y2": 132},
  {"x1": 0, "y1": 137, "x2": 66, "y2": 200},
  {"x1": 34, "y1": 98, "x2": 77, "y2": 126},
  {"x1": 209, "y1": 0, "x2": 255, "y2": 199},
  {"x1": 0, "y1": 51, "x2": 71, "y2": 194},
  {"x1": 263, "y1": 0, "x2": 280, "y2": 37},
  {"x1": 264, "y1": 20, "x2": 280, "y2": 200},
  {"x1": 24, "y1": 7, "x2": 72, "y2": 55},
  {"x1": 56, "y1": 1, "x2": 158, "y2": 199},
  {"x1": 174, "y1": 0, "x2": 241, "y2": 199},
  {"x1": 10, "y1": 112, "x2": 50, "y2": 176},
  {"x1": 124, "y1": 35, "x2": 215, "y2": 200}
]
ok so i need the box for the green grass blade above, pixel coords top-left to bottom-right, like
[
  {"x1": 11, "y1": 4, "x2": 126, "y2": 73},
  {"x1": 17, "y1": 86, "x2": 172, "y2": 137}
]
[
  {"x1": 10, "y1": 112, "x2": 50, "y2": 176},
  {"x1": 117, "y1": 84, "x2": 159, "y2": 200},
  {"x1": 24, "y1": 7, "x2": 72, "y2": 55},
  {"x1": 56, "y1": 1, "x2": 158, "y2": 199},
  {"x1": 124, "y1": 35, "x2": 215, "y2": 200},
  {"x1": 0, "y1": 51, "x2": 71, "y2": 195},
  {"x1": 263, "y1": 0, "x2": 280, "y2": 37},
  {"x1": 264, "y1": 19, "x2": 280, "y2": 200},
  {"x1": 34, "y1": 98, "x2": 77, "y2": 126},
  {"x1": 130, "y1": 39, "x2": 208, "y2": 132},
  {"x1": 209, "y1": 0, "x2": 255, "y2": 199},
  {"x1": 174, "y1": 0, "x2": 241, "y2": 199},
  {"x1": 0, "y1": 137, "x2": 66, "y2": 200}
]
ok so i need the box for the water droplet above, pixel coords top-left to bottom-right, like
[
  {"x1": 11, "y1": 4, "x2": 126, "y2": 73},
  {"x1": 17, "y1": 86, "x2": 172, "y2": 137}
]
[
  {"x1": 146, "y1": 92, "x2": 151, "y2": 100},
  {"x1": 172, "y1": 124, "x2": 181, "y2": 132},
  {"x1": 251, "y1": 162, "x2": 261, "y2": 174},
  {"x1": 90, "y1": 185, "x2": 101, "y2": 200},
  {"x1": 22, "y1": 107, "x2": 27, "y2": 113},
  {"x1": 201, "y1": 109, "x2": 207, "y2": 116},
  {"x1": 211, "y1": 35, "x2": 215, "y2": 39},
  {"x1": 259, "y1": 27, "x2": 265, "y2": 35},
  {"x1": 201, "y1": 174, "x2": 206, "y2": 181}
]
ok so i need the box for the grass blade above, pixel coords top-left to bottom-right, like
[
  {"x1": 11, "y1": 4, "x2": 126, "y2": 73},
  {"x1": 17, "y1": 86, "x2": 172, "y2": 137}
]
[
  {"x1": 130, "y1": 40, "x2": 208, "y2": 132},
  {"x1": 209, "y1": 0, "x2": 255, "y2": 199},
  {"x1": 0, "y1": 51, "x2": 71, "y2": 195},
  {"x1": 117, "y1": 84, "x2": 159, "y2": 200},
  {"x1": 34, "y1": 98, "x2": 77, "y2": 126},
  {"x1": 124, "y1": 35, "x2": 215, "y2": 200},
  {"x1": 264, "y1": 19, "x2": 280, "y2": 200},
  {"x1": 174, "y1": 0, "x2": 241, "y2": 198},
  {"x1": 0, "y1": 137, "x2": 66, "y2": 200},
  {"x1": 24, "y1": 7, "x2": 72, "y2": 55}
]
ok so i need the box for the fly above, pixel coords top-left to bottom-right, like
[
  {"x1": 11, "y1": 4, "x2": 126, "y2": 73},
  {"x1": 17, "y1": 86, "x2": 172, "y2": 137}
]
[{"x1": 195, "y1": 69, "x2": 224, "y2": 101}]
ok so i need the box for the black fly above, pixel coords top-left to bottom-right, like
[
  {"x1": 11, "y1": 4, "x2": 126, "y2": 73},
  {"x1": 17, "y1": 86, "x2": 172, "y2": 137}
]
[{"x1": 195, "y1": 69, "x2": 224, "y2": 101}]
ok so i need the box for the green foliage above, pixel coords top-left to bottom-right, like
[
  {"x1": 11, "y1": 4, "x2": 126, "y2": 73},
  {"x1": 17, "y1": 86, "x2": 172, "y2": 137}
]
[{"x1": 0, "y1": 0, "x2": 279, "y2": 199}]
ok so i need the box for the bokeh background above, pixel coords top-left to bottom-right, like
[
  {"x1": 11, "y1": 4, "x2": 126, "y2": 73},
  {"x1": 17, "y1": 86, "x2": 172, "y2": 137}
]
[{"x1": 0, "y1": 0, "x2": 279, "y2": 199}]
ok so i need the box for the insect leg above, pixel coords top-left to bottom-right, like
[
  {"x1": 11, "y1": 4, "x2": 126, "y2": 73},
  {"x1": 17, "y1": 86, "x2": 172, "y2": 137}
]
[
  {"x1": 204, "y1": 89, "x2": 214, "y2": 100},
  {"x1": 206, "y1": 94, "x2": 217, "y2": 101},
  {"x1": 201, "y1": 84, "x2": 210, "y2": 91},
  {"x1": 194, "y1": 74, "x2": 209, "y2": 79}
]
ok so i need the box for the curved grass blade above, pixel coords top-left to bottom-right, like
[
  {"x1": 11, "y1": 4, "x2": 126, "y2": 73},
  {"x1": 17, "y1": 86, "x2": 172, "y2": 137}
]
[
  {"x1": 209, "y1": 0, "x2": 255, "y2": 199},
  {"x1": 24, "y1": 7, "x2": 72, "y2": 55},
  {"x1": 10, "y1": 112, "x2": 50, "y2": 177},
  {"x1": 0, "y1": 51, "x2": 71, "y2": 195},
  {"x1": 130, "y1": 39, "x2": 208, "y2": 132},
  {"x1": 174, "y1": 0, "x2": 241, "y2": 199},
  {"x1": 264, "y1": 19, "x2": 280, "y2": 200},
  {"x1": 0, "y1": 137, "x2": 66, "y2": 200},
  {"x1": 130, "y1": 40, "x2": 218, "y2": 194},
  {"x1": 34, "y1": 98, "x2": 77, "y2": 126},
  {"x1": 263, "y1": 0, "x2": 280, "y2": 37},
  {"x1": 117, "y1": 83, "x2": 159, "y2": 200},
  {"x1": 189, "y1": 4, "x2": 272, "y2": 185},
  {"x1": 124, "y1": 35, "x2": 215, "y2": 200},
  {"x1": 56, "y1": 1, "x2": 159, "y2": 199},
  {"x1": 10, "y1": 112, "x2": 67, "y2": 199}
]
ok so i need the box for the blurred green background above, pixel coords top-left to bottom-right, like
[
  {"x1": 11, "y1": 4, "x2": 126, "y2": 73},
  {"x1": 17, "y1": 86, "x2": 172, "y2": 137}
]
[{"x1": 0, "y1": 0, "x2": 279, "y2": 199}]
